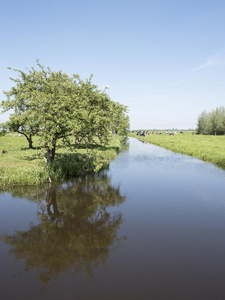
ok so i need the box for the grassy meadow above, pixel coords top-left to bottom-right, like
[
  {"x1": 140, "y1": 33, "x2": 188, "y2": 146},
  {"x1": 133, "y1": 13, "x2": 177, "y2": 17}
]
[
  {"x1": 0, "y1": 133, "x2": 124, "y2": 186},
  {"x1": 129, "y1": 131, "x2": 225, "y2": 167}
]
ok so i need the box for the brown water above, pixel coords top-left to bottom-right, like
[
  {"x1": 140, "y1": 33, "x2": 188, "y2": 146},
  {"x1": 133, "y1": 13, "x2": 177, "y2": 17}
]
[{"x1": 1, "y1": 137, "x2": 225, "y2": 299}]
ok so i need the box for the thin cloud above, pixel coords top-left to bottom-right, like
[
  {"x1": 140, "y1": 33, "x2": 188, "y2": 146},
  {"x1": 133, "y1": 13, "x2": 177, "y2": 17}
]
[
  {"x1": 192, "y1": 57, "x2": 216, "y2": 71},
  {"x1": 191, "y1": 49, "x2": 225, "y2": 71}
]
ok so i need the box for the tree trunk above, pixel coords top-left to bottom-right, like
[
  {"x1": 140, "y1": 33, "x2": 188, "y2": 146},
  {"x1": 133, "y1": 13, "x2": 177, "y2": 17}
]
[
  {"x1": 46, "y1": 145, "x2": 56, "y2": 162},
  {"x1": 28, "y1": 136, "x2": 34, "y2": 149}
]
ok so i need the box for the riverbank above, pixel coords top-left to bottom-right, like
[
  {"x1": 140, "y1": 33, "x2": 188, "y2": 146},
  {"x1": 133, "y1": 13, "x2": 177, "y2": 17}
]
[
  {"x1": 129, "y1": 132, "x2": 225, "y2": 167},
  {"x1": 0, "y1": 134, "x2": 125, "y2": 186}
]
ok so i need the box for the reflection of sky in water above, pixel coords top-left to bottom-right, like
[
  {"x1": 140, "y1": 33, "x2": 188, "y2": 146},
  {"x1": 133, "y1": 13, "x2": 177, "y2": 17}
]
[
  {"x1": 110, "y1": 137, "x2": 225, "y2": 226},
  {"x1": 112, "y1": 137, "x2": 225, "y2": 180}
]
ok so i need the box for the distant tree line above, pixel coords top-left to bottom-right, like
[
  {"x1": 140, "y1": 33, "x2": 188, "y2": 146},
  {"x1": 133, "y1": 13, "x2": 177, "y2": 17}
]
[
  {"x1": 1, "y1": 60, "x2": 129, "y2": 162},
  {"x1": 196, "y1": 107, "x2": 225, "y2": 135}
]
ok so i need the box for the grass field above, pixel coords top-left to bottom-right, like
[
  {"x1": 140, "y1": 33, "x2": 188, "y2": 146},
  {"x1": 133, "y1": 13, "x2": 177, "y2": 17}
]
[
  {"x1": 0, "y1": 133, "x2": 124, "y2": 186},
  {"x1": 129, "y1": 131, "x2": 225, "y2": 167}
]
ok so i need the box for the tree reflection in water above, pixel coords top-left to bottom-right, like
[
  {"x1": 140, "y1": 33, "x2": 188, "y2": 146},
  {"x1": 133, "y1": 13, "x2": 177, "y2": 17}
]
[{"x1": 2, "y1": 172, "x2": 126, "y2": 285}]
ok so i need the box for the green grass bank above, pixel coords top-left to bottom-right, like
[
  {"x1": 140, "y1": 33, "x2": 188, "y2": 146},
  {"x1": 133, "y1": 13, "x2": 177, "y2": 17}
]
[
  {"x1": 129, "y1": 131, "x2": 225, "y2": 167},
  {"x1": 0, "y1": 133, "x2": 125, "y2": 186}
]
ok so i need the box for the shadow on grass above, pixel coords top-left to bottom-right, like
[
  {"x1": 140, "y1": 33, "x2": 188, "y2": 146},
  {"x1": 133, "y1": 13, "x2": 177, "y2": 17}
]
[
  {"x1": 89, "y1": 144, "x2": 120, "y2": 152},
  {"x1": 21, "y1": 146, "x2": 42, "y2": 151},
  {"x1": 21, "y1": 151, "x2": 91, "y2": 163},
  {"x1": 22, "y1": 154, "x2": 40, "y2": 161},
  {"x1": 56, "y1": 142, "x2": 120, "y2": 152},
  {"x1": 21, "y1": 149, "x2": 101, "y2": 163},
  {"x1": 21, "y1": 139, "x2": 128, "y2": 164}
]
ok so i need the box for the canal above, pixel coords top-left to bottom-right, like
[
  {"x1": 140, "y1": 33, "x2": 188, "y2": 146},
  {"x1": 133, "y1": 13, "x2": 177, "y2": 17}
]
[{"x1": 1, "y1": 137, "x2": 225, "y2": 299}]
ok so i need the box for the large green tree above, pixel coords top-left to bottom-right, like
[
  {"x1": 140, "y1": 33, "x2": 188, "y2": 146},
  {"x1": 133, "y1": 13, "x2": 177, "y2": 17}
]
[{"x1": 1, "y1": 61, "x2": 129, "y2": 161}]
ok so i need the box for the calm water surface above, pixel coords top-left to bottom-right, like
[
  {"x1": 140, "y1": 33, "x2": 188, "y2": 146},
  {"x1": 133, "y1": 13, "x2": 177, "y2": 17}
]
[{"x1": 1, "y1": 137, "x2": 225, "y2": 300}]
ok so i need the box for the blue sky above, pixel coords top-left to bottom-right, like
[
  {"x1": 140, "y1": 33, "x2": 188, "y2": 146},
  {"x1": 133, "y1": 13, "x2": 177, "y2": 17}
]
[{"x1": 1, "y1": 0, "x2": 225, "y2": 129}]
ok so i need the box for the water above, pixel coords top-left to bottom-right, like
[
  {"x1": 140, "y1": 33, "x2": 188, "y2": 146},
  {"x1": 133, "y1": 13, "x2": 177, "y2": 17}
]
[{"x1": 1, "y1": 137, "x2": 225, "y2": 299}]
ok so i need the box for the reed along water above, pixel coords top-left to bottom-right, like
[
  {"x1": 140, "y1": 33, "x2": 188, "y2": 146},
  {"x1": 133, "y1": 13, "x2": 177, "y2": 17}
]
[{"x1": 1, "y1": 137, "x2": 225, "y2": 300}]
